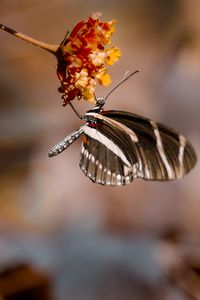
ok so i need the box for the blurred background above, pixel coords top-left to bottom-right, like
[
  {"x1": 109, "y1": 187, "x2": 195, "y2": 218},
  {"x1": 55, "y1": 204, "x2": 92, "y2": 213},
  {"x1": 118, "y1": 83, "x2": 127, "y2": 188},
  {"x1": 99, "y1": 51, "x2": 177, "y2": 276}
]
[{"x1": 0, "y1": 0, "x2": 200, "y2": 299}]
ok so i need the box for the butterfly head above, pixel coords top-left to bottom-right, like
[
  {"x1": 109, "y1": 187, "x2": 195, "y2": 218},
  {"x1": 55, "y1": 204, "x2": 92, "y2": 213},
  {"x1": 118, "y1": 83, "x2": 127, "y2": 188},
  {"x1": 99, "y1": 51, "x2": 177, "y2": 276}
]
[
  {"x1": 96, "y1": 97, "x2": 105, "y2": 107},
  {"x1": 86, "y1": 97, "x2": 105, "y2": 114}
]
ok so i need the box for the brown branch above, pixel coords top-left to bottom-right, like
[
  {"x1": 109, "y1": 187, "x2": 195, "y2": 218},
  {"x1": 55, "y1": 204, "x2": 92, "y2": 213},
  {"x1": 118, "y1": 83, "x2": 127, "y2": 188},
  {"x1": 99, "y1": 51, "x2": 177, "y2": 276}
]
[{"x1": 0, "y1": 23, "x2": 59, "y2": 54}]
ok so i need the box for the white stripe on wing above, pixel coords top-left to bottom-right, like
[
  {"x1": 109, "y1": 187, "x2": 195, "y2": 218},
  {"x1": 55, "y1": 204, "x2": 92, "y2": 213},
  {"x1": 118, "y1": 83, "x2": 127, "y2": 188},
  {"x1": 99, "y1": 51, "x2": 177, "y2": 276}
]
[
  {"x1": 150, "y1": 120, "x2": 173, "y2": 179},
  {"x1": 84, "y1": 126, "x2": 132, "y2": 167}
]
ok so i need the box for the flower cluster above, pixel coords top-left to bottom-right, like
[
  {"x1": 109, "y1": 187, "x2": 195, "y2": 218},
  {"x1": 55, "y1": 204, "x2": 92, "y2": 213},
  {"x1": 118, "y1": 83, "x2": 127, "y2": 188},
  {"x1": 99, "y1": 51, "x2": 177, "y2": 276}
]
[{"x1": 57, "y1": 13, "x2": 121, "y2": 106}]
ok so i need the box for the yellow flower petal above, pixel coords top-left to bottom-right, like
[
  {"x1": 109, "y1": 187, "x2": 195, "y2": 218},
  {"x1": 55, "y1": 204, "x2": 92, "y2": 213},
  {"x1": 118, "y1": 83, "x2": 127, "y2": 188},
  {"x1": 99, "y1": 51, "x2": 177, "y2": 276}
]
[
  {"x1": 108, "y1": 19, "x2": 116, "y2": 34},
  {"x1": 105, "y1": 47, "x2": 121, "y2": 65},
  {"x1": 96, "y1": 71, "x2": 111, "y2": 86},
  {"x1": 83, "y1": 89, "x2": 96, "y2": 102}
]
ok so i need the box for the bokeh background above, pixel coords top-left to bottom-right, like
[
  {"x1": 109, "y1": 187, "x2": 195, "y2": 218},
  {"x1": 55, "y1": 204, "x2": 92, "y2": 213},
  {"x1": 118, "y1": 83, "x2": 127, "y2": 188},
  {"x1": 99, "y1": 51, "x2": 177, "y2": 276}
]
[{"x1": 0, "y1": 1, "x2": 200, "y2": 299}]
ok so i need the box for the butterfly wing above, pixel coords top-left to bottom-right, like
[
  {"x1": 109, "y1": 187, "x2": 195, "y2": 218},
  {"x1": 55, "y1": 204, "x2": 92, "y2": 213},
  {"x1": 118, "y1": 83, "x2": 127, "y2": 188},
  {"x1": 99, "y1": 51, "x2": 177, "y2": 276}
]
[
  {"x1": 80, "y1": 111, "x2": 196, "y2": 185},
  {"x1": 101, "y1": 110, "x2": 197, "y2": 180},
  {"x1": 79, "y1": 119, "x2": 140, "y2": 185}
]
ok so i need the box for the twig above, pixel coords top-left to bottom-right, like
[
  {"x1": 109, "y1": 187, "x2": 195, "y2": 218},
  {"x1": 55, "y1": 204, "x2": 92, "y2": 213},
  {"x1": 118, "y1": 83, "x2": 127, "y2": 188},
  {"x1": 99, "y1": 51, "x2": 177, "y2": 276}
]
[{"x1": 0, "y1": 23, "x2": 58, "y2": 54}]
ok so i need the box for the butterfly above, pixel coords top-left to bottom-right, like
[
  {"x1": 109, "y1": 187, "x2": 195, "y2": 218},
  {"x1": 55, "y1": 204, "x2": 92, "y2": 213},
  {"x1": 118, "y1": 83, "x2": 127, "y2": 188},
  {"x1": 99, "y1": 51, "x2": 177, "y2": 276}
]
[{"x1": 48, "y1": 73, "x2": 197, "y2": 186}]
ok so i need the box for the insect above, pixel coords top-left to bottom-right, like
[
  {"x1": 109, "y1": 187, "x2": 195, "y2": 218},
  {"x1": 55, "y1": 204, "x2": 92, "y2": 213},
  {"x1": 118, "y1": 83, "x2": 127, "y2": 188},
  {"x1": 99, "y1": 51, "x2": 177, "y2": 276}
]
[{"x1": 48, "y1": 72, "x2": 197, "y2": 186}]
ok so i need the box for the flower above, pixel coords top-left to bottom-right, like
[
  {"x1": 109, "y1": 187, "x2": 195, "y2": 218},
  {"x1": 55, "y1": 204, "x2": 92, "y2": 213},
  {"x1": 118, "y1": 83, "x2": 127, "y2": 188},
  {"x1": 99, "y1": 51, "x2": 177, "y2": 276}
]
[{"x1": 56, "y1": 13, "x2": 121, "y2": 106}]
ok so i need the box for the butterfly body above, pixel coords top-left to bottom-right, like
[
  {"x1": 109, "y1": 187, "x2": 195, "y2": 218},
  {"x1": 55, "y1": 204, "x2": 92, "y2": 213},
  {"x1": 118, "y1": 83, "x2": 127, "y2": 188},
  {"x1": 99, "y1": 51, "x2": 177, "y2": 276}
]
[{"x1": 49, "y1": 98, "x2": 197, "y2": 186}]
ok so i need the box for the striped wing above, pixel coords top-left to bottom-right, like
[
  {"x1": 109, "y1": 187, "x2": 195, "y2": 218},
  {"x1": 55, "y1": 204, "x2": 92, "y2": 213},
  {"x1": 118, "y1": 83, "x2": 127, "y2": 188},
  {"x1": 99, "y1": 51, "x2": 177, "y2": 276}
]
[
  {"x1": 101, "y1": 110, "x2": 197, "y2": 180},
  {"x1": 80, "y1": 126, "x2": 137, "y2": 186},
  {"x1": 80, "y1": 111, "x2": 196, "y2": 185}
]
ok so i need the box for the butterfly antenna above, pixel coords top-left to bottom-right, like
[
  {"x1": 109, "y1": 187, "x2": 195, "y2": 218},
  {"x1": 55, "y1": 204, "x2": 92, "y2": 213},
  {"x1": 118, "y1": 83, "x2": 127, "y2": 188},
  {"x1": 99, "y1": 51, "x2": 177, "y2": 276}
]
[
  {"x1": 105, "y1": 70, "x2": 139, "y2": 101},
  {"x1": 69, "y1": 102, "x2": 83, "y2": 119}
]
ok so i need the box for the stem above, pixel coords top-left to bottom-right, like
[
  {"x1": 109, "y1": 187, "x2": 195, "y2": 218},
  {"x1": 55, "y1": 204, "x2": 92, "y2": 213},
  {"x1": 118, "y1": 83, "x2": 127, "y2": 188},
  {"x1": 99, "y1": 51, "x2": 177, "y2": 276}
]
[{"x1": 0, "y1": 23, "x2": 59, "y2": 54}]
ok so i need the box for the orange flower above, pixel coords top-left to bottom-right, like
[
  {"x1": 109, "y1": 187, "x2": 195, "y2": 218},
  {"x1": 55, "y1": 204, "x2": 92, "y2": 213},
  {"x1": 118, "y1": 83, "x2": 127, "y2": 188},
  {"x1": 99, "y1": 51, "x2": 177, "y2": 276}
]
[{"x1": 57, "y1": 13, "x2": 121, "y2": 106}]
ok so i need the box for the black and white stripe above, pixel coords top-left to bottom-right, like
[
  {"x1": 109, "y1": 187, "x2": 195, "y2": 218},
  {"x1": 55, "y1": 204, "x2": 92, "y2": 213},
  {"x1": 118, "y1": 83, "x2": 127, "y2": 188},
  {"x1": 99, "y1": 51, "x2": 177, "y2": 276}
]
[{"x1": 48, "y1": 101, "x2": 196, "y2": 186}]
